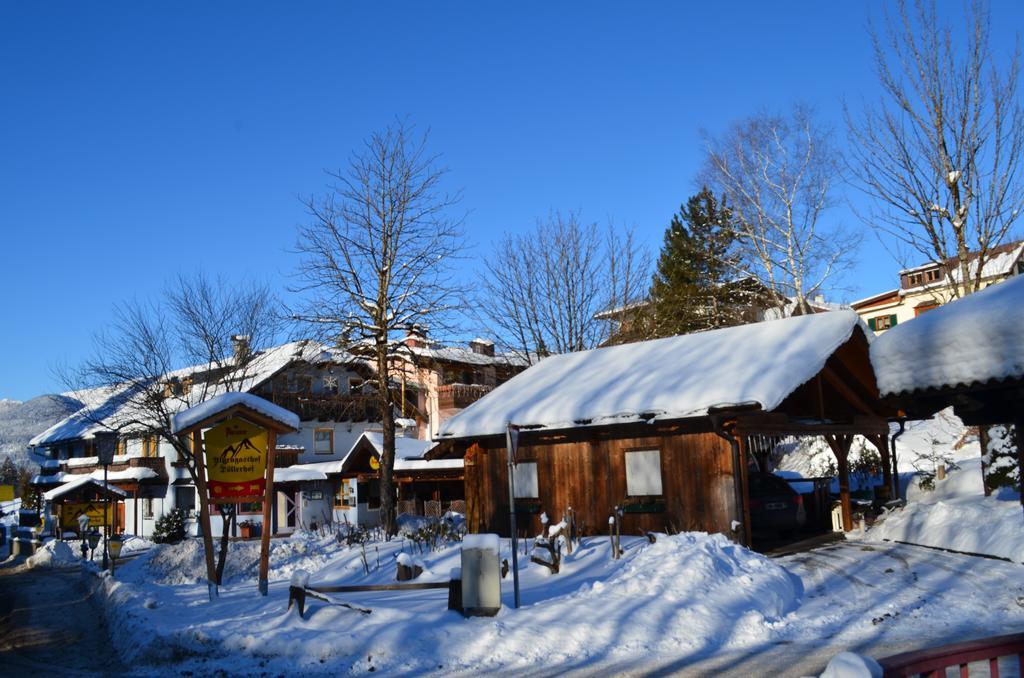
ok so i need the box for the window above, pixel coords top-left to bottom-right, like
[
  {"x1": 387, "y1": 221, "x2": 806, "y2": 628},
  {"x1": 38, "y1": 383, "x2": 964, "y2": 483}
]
[
  {"x1": 512, "y1": 462, "x2": 539, "y2": 499},
  {"x1": 239, "y1": 501, "x2": 262, "y2": 514},
  {"x1": 116, "y1": 437, "x2": 127, "y2": 456},
  {"x1": 295, "y1": 375, "x2": 313, "y2": 393},
  {"x1": 925, "y1": 268, "x2": 941, "y2": 283},
  {"x1": 868, "y1": 315, "x2": 897, "y2": 331},
  {"x1": 357, "y1": 481, "x2": 381, "y2": 509},
  {"x1": 143, "y1": 497, "x2": 154, "y2": 518},
  {"x1": 143, "y1": 436, "x2": 159, "y2": 457},
  {"x1": 625, "y1": 449, "x2": 663, "y2": 497},
  {"x1": 335, "y1": 480, "x2": 354, "y2": 508},
  {"x1": 314, "y1": 429, "x2": 334, "y2": 455},
  {"x1": 348, "y1": 378, "x2": 364, "y2": 393},
  {"x1": 175, "y1": 486, "x2": 196, "y2": 516},
  {"x1": 915, "y1": 303, "x2": 939, "y2": 317}
]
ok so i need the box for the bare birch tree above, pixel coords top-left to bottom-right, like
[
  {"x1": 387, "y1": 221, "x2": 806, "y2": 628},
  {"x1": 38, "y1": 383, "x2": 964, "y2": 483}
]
[
  {"x1": 701, "y1": 105, "x2": 858, "y2": 314},
  {"x1": 64, "y1": 275, "x2": 279, "y2": 589},
  {"x1": 477, "y1": 212, "x2": 649, "y2": 362},
  {"x1": 294, "y1": 122, "x2": 465, "y2": 537},
  {"x1": 847, "y1": 0, "x2": 1024, "y2": 296}
]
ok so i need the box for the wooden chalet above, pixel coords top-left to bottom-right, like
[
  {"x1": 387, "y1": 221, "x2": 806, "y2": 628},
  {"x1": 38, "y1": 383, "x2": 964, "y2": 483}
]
[{"x1": 429, "y1": 311, "x2": 897, "y2": 547}]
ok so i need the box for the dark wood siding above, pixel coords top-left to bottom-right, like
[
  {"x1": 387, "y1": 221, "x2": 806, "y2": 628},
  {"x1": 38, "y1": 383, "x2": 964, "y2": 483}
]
[{"x1": 465, "y1": 432, "x2": 736, "y2": 539}]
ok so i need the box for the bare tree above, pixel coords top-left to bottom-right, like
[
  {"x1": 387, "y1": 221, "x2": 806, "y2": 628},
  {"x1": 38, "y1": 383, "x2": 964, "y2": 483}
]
[
  {"x1": 294, "y1": 122, "x2": 465, "y2": 538},
  {"x1": 64, "y1": 275, "x2": 279, "y2": 590},
  {"x1": 477, "y1": 212, "x2": 650, "y2": 361},
  {"x1": 847, "y1": 0, "x2": 1024, "y2": 296},
  {"x1": 701, "y1": 105, "x2": 858, "y2": 314}
]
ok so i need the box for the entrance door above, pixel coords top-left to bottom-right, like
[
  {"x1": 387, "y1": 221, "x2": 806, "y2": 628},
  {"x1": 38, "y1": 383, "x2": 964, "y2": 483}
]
[{"x1": 282, "y1": 490, "x2": 298, "y2": 531}]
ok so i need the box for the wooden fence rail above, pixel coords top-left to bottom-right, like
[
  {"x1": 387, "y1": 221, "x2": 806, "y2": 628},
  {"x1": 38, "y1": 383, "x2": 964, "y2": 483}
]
[{"x1": 878, "y1": 632, "x2": 1024, "y2": 677}]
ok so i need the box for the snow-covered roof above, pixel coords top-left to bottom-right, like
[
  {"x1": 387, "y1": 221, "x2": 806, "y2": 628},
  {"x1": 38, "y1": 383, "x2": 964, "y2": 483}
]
[
  {"x1": 437, "y1": 310, "x2": 866, "y2": 439},
  {"x1": 871, "y1": 274, "x2": 1024, "y2": 396},
  {"x1": 274, "y1": 466, "x2": 329, "y2": 482},
  {"x1": 350, "y1": 431, "x2": 437, "y2": 461},
  {"x1": 31, "y1": 340, "x2": 350, "y2": 447},
  {"x1": 171, "y1": 392, "x2": 300, "y2": 434},
  {"x1": 42, "y1": 475, "x2": 129, "y2": 501},
  {"x1": 900, "y1": 242, "x2": 1024, "y2": 295},
  {"x1": 341, "y1": 431, "x2": 459, "y2": 471}
]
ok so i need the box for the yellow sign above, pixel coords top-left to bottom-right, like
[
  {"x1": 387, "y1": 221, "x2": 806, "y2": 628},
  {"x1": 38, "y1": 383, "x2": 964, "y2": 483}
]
[
  {"x1": 369, "y1": 455, "x2": 380, "y2": 470},
  {"x1": 0, "y1": 485, "x2": 14, "y2": 502},
  {"x1": 204, "y1": 416, "x2": 268, "y2": 501},
  {"x1": 62, "y1": 501, "x2": 111, "y2": 528}
]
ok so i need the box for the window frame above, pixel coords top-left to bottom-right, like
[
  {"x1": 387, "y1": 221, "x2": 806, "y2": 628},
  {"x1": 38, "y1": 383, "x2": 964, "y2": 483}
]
[
  {"x1": 624, "y1": 448, "x2": 664, "y2": 498},
  {"x1": 313, "y1": 428, "x2": 334, "y2": 455}
]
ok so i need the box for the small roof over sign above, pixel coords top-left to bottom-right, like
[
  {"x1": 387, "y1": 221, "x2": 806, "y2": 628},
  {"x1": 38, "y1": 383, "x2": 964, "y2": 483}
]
[
  {"x1": 43, "y1": 475, "x2": 129, "y2": 502},
  {"x1": 171, "y1": 392, "x2": 300, "y2": 435}
]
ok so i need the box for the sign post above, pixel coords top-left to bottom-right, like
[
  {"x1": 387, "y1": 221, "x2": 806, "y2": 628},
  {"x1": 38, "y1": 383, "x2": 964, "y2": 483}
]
[
  {"x1": 172, "y1": 394, "x2": 297, "y2": 602},
  {"x1": 505, "y1": 423, "x2": 521, "y2": 609},
  {"x1": 95, "y1": 430, "x2": 117, "y2": 571}
]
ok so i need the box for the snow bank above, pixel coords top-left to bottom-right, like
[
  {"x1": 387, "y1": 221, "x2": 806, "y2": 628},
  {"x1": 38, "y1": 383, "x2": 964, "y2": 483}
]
[
  {"x1": 462, "y1": 533, "x2": 499, "y2": 553},
  {"x1": 439, "y1": 310, "x2": 864, "y2": 438},
  {"x1": 90, "y1": 532, "x2": 802, "y2": 674},
  {"x1": 871, "y1": 274, "x2": 1024, "y2": 395},
  {"x1": 820, "y1": 652, "x2": 882, "y2": 678},
  {"x1": 855, "y1": 458, "x2": 1024, "y2": 563},
  {"x1": 26, "y1": 539, "x2": 77, "y2": 569}
]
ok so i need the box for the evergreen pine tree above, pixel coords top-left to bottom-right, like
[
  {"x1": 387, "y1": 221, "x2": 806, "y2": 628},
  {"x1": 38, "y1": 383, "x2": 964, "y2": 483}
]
[
  {"x1": 0, "y1": 457, "x2": 18, "y2": 486},
  {"x1": 649, "y1": 188, "x2": 744, "y2": 336}
]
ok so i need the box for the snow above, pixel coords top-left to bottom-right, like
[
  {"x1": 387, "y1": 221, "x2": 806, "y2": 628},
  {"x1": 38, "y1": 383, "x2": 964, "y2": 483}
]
[
  {"x1": 88, "y1": 531, "x2": 804, "y2": 673},
  {"x1": 872, "y1": 273, "x2": 1024, "y2": 395},
  {"x1": 274, "y1": 466, "x2": 328, "y2": 482},
  {"x1": 42, "y1": 475, "x2": 129, "y2": 501},
  {"x1": 852, "y1": 457, "x2": 1023, "y2": 562},
  {"x1": 461, "y1": 533, "x2": 499, "y2": 553},
  {"x1": 341, "y1": 430, "x2": 458, "y2": 471},
  {"x1": 171, "y1": 391, "x2": 300, "y2": 434},
  {"x1": 819, "y1": 652, "x2": 882, "y2": 678},
  {"x1": 26, "y1": 539, "x2": 77, "y2": 569},
  {"x1": 439, "y1": 310, "x2": 866, "y2": 438}
]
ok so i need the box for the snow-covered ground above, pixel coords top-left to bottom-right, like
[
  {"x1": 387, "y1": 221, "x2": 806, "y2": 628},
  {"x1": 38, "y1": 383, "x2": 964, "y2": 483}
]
[
  {"x1": 852, "y1": 457, "x2": 1023, "y2": 563},
  {"x1": 83, "y1": 524, "x2": 1024, "y2": 676}
]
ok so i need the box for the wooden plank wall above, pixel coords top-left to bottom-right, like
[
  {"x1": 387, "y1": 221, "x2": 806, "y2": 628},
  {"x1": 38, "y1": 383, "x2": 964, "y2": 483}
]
[{"x1": 464, "y1": 432, "x2": 737, "y2": 539}]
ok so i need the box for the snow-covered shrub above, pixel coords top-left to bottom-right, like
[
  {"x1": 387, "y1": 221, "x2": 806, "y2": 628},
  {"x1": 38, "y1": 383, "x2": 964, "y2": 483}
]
[
  {"x1": 984, "y1": 424, "x2": 1020, "y2": 493},
  {"x1": 399, "y1": 512, "x2": 465, "y2": 553},
  {"x1": 151, "y1": 508, "x2": 187, "y2": 544}
]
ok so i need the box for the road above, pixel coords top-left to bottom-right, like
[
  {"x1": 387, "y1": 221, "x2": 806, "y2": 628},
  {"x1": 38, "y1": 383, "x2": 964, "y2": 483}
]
[{"x1": 0, "y1": 558, "x2": 129, "y2": 677}]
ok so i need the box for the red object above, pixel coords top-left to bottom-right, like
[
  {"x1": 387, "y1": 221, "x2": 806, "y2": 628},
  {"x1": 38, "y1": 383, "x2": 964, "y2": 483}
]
[
  {"x1": 209, "y1": 479, "x2": 265, "y2": 499},
  {"x1": 793, "y1": 494, "x2": 803, "y2": 506},
  {"x1": 878, "y1": 632, "x2": 1024, "y2": 677}
]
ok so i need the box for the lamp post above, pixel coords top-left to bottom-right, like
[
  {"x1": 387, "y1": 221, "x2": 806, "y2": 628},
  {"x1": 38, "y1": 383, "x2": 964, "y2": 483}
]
[
  {"x1": 94, "y1": 430, "x2": 117, "y2": 571},
  {"x1": 77, "y1": 513, "x2": 91, "y2": 561},
  {"x1": 87, "y1": 529, "x2": 101, "y2": 561},
  {"x1": 108, "y1": 535, "x2": 123, "y2": 576}
]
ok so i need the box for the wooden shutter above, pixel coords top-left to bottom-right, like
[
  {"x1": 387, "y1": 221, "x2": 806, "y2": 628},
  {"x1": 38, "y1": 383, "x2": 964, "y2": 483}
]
[
  {"x1": 868, "y1": 318, "x2": 877, "y2": 331},
  {"x1": 889, "y1": 314, "x2": 898, "y2": 327}
]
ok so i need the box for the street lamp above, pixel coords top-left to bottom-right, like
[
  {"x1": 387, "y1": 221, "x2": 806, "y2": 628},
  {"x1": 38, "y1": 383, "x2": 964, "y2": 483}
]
[
  {"x1": 108, "y1": 535, "x2": 123, "y2": 576},
  {"x1": 87, "y1": 529, "x2": 101, "y2": 561},
  {"x1": 77, "y1": 513, "x2": 91, "y2": 561},
  {"x1": 94, "y1": 430, "x2": 118, "y2": 571}
]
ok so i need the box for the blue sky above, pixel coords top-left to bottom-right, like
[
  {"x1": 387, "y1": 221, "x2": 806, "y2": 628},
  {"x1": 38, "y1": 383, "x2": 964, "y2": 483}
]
[{"x1": 2, "y1": 2, "x2": 1022, "y2": 400}]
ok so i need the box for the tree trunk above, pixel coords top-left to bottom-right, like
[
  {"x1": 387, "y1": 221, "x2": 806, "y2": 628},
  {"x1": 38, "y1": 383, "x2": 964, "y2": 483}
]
[
  {"x1": 215, "y1": 504, "x2": 236, "y2": 585},
  {"x1": 376, "y1": 351, "x2": 397, "y2": 539}
]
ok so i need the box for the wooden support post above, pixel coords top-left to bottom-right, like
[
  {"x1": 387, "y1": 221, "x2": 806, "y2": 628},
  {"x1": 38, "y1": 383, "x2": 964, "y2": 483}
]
[
  {"x1": 258, "y1": 430, "x2": 277, "y2": 596},
  {"x1": 737, "y1": 435, "x2": 752, "y2": 547},
  {"x1": 825, "y1": 434, "x2": 854, "y2": 532},
  {"x1": 869, "y1": 434, "x2": 892, "y2": 503},
  {"x1": 193, "y1": 430, "x2": 219, "y2": 599}
]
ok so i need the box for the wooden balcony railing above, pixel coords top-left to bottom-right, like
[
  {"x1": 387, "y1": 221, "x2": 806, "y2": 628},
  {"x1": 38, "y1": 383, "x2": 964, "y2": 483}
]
[
  {"x1": 437, "y1": 384, "x2": 493, "y2": 410},
  {"x1": 267, "y1": 393, "x2": 381, "y2": 423},
  {"x1": 878, "y1": 632, "x2": 1024, "y2": 677},
  {"x1": 64, "y1": 455, "x2": 167, "y2": 478}
]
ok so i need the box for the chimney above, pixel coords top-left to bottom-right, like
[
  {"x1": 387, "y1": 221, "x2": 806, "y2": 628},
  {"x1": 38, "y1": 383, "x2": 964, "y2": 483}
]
[
  {"x1": 231, "y1": 334, "x2": 251, "y2": 363},
  {"x1": 469, "y1": 338, "x2": 495, "y2": 357},
  {"x1": 403, "y1": 324, "x2": 429, "y2": 349}
]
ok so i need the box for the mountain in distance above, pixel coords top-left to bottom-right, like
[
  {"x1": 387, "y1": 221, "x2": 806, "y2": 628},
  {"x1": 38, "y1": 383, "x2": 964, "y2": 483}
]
[{"x1": 0, "y1": 394, "x2": 83, "y2": 468}]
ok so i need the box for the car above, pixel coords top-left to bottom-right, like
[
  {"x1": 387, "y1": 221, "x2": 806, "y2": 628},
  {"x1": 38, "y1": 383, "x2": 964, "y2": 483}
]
[{"x1": 748, "y1": 472, "x2": 807, "y2": 536}]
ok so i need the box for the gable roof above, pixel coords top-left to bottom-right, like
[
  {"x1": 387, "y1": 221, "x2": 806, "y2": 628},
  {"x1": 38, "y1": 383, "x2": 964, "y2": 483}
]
[
  {"x1": 871, "y1": 274, "x2": 1024, "y2": 396},
  {"x1": 341, "y1": 431, "x2": 460, "y2": 472},
  {"x1": 437, "y1": 310, "x2": 867, "y2": 439},
  {"x1": 30, "y1": 340, "x2": 361, "y2": 447}
]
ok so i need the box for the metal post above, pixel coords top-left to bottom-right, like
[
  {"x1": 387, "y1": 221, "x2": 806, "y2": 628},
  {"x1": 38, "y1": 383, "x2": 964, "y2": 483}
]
[
  {"x1": 505, "y1": 424, "x2": 520, "y2": 609},
  {"x1": 103, "y1": 462, "x2": 109, "y2": 570}
]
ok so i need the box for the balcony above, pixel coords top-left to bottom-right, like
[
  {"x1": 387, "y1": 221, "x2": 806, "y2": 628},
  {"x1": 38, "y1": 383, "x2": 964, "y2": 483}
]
[
  {"x1": 437, "y1": 384, "x2": 493, "y2": 410},
  {"x1": 267, "y1": 393, "x2": 381, "y2": 423},
  {"x1": 63, "y1": 455, "x2": 167, "y2": 479}
]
